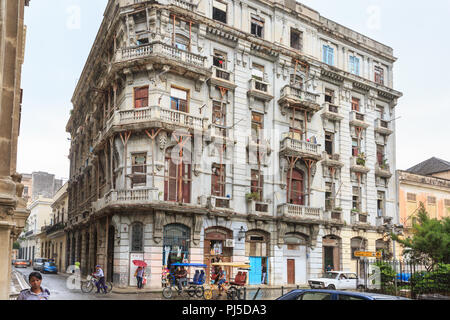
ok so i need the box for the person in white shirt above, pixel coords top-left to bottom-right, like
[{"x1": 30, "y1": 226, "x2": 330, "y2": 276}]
[{"x1": 93, "y1": 265, "x2": 107, "y2": 294}]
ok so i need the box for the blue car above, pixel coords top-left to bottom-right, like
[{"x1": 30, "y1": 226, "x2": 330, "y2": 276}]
[
  {"x1": 276, "y1": 289, "x2": 411, "y2": 300},
  {"x1": 42, "y1": 261, "x2": 58, "y2": 274}
]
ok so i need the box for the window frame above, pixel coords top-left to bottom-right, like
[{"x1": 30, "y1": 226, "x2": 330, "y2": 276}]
[
  {"x1": 250, "y1": 16, "x2": 264, "y2": 38},
  {"x1": 323, "y1": 45, "x2": 334, "y2": 66},
  {"x1": 290, "y1": 28, "x2": 303, "y2": 51},
  {"x1": 212, "y1": 0, "x2": 227, "y2": 24},
  {"x1": 134, "y1": 86, "x2": 149, "y2": 109}
]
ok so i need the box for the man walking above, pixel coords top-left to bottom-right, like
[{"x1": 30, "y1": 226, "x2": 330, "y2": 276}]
[{"x1": 93, "y1": 265, "x2": 107, "y2": 294}]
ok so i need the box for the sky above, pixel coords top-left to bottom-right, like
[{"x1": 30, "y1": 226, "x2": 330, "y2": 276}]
[{"x1": 17, "y1": 0, "x2": 450, "y2": 179}]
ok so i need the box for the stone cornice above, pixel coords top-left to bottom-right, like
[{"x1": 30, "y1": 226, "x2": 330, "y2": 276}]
[{"x1": 398, "y1": 170, "x2": 450, "y2": 191}]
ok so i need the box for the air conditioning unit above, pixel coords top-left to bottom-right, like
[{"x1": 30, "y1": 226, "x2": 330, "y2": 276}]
[{"x1": 225, "y1": 239, "x2": 235, "y2": 248}]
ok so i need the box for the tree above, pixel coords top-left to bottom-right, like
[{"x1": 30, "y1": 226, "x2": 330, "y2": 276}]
[{"x1": 392, "y1": 202, "x2": 450, "y2": 271}]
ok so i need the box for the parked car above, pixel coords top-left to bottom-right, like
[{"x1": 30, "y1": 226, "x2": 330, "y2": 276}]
[
  {"x1": 42, "y1": 261, "x2": 58, "y2": 274},
  {"x1": 32, "y1": 258, "x2": 49, "y2": 271},
  {"x1": 276, "y1": 289, "x2": 411, "y2": 300},
  {"x1": 308, "y1": 271, "x2": 365, "y2": 290},
  {"x1": 13, "y1": 259, "x2": 29, "y2": 268}
]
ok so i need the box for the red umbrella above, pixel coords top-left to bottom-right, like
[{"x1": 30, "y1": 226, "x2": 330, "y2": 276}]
[{"x1": 133, "y1": 260, "x2": 147, "y2": 267}]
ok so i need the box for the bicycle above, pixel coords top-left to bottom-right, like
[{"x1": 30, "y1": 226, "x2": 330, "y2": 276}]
[{"x1": 81, "y1": 274, "x2": 113, "y2": 294}]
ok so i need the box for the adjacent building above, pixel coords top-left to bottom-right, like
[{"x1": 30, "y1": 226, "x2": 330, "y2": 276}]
[
  {"x1": 398, "y1": 158, "x2": 450, "y2": 243},
  {"x1": 66, "y1": 0, "x2": 402, "y2": 288},
  {"x1": 0, "y1": 0, "x2": 30, "y2": 300}
]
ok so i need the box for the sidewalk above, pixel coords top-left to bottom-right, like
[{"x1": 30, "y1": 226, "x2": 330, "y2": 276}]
[
  {"x1": 9, "y1": 269, "x2": 30, "y2": 300},
  {"x1": 111, "y1": 284, "x2": 309, "y2": 295}
]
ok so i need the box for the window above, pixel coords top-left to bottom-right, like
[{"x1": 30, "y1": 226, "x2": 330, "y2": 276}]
[
  {"x1": 377, "y1": 191, "x2": 385, "y2": 217},
  {"x1": 407, "y1": 193, "x2": 416, "y2": 202},
  {"x1": 289, "y1": 119, "x2": 303, "y2": 141},
  {"x1": 175, "y1": 34, "x2": 189, "y2": 51},
  {"x1": 290, "y1": 28, "x2": 303, "y2": 51},
  {"x1": 251, "y1": 112, "x2": 264, "y2": 142},
  {"x1": 170, "y1": 87, "x2": 189, "y2": 113},
  {"x1": 352, "y1": 187, "x2": 360, "y2": 211},
  {"x1": 134, "y1": 86, "x2": 148, "y2": 109},
  {"x1": 213, "y1": 50, "x2": 227, "y2": 70},
  {"x1": 23, "y1": 186, "x2": 29, "y2": 196},
  {"x1": 251, "y1": 16, "x2": 264, "y2": 38},
  {"x1": 299, "y1": 292, "x2": 332, "y2": 300},
  {"x1": 251, "y1": 170, "x2": 263, "y2": 200},
  {"x1": 212, "y1": 101, "x2": 226, "y2": 126},
  {"x1": 352, "y1": 139, "x2": 359, "y2": 157},
  {"x1": 338, "y1": 295, "x2": 366, "y2": 301},
  {"x1": 349, "y1": 56, "x2": 360, "y2": 75},
  {"x1": 325, "y1": 132, "x2": 334, "y2": 155},
  {"x1": 132, "y1": 153, "x2": 147, "y2": 187},
  {"x1": 290, "y1": 74, "x2": 303, "y2": 88},
  {"x1": 164, "y1": 148, "x2": 191, "y2": 203},
  {"x1": 211, "y1": 164, "x2": 226, "y2": 197},
  {"x1": 376, "y1": 105, "x2": 385, "y2": 120},
  {"x1": 212, "y1": 0, "x2": 227, "y2": 24},
  {"x1": 325, "y1": 182, "x2": 333, "y2": 211},
  {"x1": 377, "y1": 144, "x2": 384, "y2": 165},
  {"x1": 324, "y1": 89, "x2": 334, "y2": 104},
  {"x1": 251, "y1": 63, "x2": 265, "y2": 81},
  {"x1": 374, "y1": 66, "x2": 384, "y2": 85},
  {"x1": 323, "y1": 45, "x2": 334, "y2": 65},
  {"x1": 428, "y1": 196, "x2": 436, "y2": 205},
  {"x1": 131, "y1": 223, "x2": 143, "y2": 252},
  {"x1": 287, "y1": 169, "x2": 304, "y2": 205},
  {"x1": 351, "y1": 97, "x2": 360, "y2": 112}
]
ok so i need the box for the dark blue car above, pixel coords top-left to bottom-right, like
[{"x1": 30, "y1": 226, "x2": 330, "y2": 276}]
[
  {"x1": 42, "y1": 261, "x2": 58, "y2": 274},
  {"x1": 276, "y1": 289, "x2": 411, "y2": 300}
]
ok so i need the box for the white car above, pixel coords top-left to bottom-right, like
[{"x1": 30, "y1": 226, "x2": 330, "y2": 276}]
[{"x1": 308, "y1": 271, "x2": 365, "y2": 290}]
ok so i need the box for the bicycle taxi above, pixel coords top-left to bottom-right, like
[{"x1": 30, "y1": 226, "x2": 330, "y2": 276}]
[
  {"x1": 162, "y1": 262, "x2": 207, "y2": 299},
  {"x1": 203, "y1": 262, "x2": 250, "y2": 300}
]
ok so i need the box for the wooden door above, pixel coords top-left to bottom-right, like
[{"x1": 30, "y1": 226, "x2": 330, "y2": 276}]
[
  {"x1": 287, "y1": 169, "x2": 304, "y2": 205},
  {"x1": 287, "y1": 259, "x2": 295, "y2": 284}
]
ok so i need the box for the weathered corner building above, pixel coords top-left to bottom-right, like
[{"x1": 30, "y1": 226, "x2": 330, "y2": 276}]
[
  {"x1": 0, "y1": 0, "x2": 30, "y2": 299},
  {"x1": 66, "y1": 0, "x2": 402, "y2": 288}
]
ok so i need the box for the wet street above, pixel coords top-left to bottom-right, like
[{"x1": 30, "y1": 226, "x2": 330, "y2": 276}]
[{"x1": 14, "y1": 267, "x2": 282, "y2": 300}]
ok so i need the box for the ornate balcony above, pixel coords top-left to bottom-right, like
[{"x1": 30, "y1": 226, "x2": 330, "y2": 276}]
[
  {"x1": 279, "y1": 135, "x2": 322, "y2": 161},
  {"x1": 209, "y1": 66, "x2": 236, "y2": 90},
  {"x1": 323, "y1": 210, "x2": 343, "y2": 223},
  {"x1": 115, "y1": 42, "x2": 209, "y2": 78},
  {"x1": 375, "y1": 163, "x2": 393, "y2": 178},
  {"x1": 247, "y1": 199, "x2": 271, "y2": 216},
  {"x1": 94, "y1": 105, "x2": 208, "y2": 150},
  {"x1": 374, "y1": 118, "x2": 393, "y2": 136},
  {"x1": 277, "y1": 204, "x2": 323, "y2": 221},
  {"x1": 321, "y1": 103, "x2": 344, "y2": 121},
  {"x1": 350, "y1": 156, "x2": 370, "y2": 174},
  {"x1": 278, "y1": 85, "x2": 321, "y2": 114},
  {"x1": 204, "y1": 124, "x2": 234, "y2": 145},
  {"x1": 349, "y1": 111, "x2": 369, "y2": 128},
  {"x1": 247, "y1": 78, "x2": 273, "y2": 101},
  {"x1": 351, "y1": 211, "x2": 369, "y2": 226},
  {"x1": 321, "y1": 152, "x2": 344, "y2": 168},
  {"x1": 208, "y1": 196, "x2": 232, "y2": 211}
]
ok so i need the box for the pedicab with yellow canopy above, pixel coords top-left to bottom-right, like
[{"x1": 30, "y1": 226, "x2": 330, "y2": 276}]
[{"x1": 203, "y1": 262, "x2": 250, "y2": 300}]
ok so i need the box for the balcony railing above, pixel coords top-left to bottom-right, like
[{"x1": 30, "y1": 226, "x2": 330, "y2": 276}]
[
  {"x1": 349, "y1": 111, "x2": 369, "y2": 128},
  {"x1": 93, "y1": 188, "x2": 159, "y2": 211},
  {"x1": 374, "y1": 118, "x2": 393, "y2": 135},
  {"x1": 375, "y1": 163, "x2": 392, "y2": 178},
  {"x1": 116, "y1": 42, "x2": 208, "y2": 69},
  {"x1": 208, "y1": 196, "x2": 231, "y2": 210},
  {"x1": 169, "y1": 0, "x2": 198, "y2": 11},
  {"x1": 280, "y1": 135, "x2": 321, "y2": 159},
  {"x1": 46, "y1": 222, "x2": 65, "y2": 235},
  {"x1": 323, "y1": 210, "x2": 343, "y2": 222},
  {"x1": 321, "y1": 103, "x2": 344, "y2": 121},
  {"x1": 248, "y1": 78, "x2": 273, "y2": 100},
  {"x1": 248, "y1": 199, "x2": 271, "y2": 215},
  {"x1": 206, "y1": 124, "x2": 234, "y2": 142},
  {"x1": 278, "y1": 204, "x2": 323, "y2": 220},
  {"x1": 351, "y1": 211, "x2": 368, "y2": 224}
]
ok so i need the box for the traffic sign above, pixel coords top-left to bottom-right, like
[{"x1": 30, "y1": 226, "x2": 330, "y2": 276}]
[{"x1": 355, "y1": 251, "x2": 382, "y2": 258}]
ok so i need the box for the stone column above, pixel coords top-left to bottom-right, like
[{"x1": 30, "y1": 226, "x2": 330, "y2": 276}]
[{"x1": 80, "y1": 230, "x2": 87, "y2": 275}]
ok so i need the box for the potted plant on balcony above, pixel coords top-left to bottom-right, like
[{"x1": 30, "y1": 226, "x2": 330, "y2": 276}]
[
  {"x1": 356, "y1": 153, "x2": 366, "y2": 166},
  {"x1": 245, "y1": 192, "x2": 261, "y2": 202},
  {"x1": 380, "y1": 159, "x2": 388, "y2": 170}
]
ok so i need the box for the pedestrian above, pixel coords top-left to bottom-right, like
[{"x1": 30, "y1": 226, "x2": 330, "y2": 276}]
[
  {"x1": 92, "y1": 265, "x2": 107, "y2": 294},
  {"x1": 176, "y1": 266, "x2": 187, "y2": 291},
  {"x1": 326, "y1": 265, "x2": 333, "y2": 272},
  {"x1": 261, "y1": 264, "x2": 267, "y2": 284},
  {"x1": 17, "y1": 272, "x2": 50, "y2": 300},
  {"x1": 134, "y1": 266, "x2": 145, "y2": 289}
]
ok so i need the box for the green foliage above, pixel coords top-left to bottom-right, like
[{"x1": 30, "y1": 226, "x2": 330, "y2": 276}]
[
  {"x1": 411, "y1": 264, "x2": 450, "y2": 295},
  {"x1": 13, "y1": 241, "x2": 20, "y2": 250},
  {"x1": 392, "y1": 202, "x2": 450, "y2": 271},
  {"x1": 245, "y1": 192, "x2": 260, "y2": 201}
]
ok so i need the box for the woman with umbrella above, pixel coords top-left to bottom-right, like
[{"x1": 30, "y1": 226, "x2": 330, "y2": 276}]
[{"x1": 133, "y1": 260, "x2": 147, "y2": 289}]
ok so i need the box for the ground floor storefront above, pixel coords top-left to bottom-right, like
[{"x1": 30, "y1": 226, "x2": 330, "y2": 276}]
[{"x1": 66, "y1": 211, "x2": 398, "y2": 289}]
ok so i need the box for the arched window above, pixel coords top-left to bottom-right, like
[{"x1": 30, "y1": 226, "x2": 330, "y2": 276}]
[
  {"x1": 351, "y1": 237, "x2": 367, "y2": 260},
  {"x1": 163, "y1": 224, "x2": 191, "y2": 268},
  {"x1": 287, "y1": 168, "x2": 304, "y2": 205},
  {"x1": 131, "y1": 223, "x2": 144, "y2": 252}
]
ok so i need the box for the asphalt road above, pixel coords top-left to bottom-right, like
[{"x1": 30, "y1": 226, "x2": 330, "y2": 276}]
[{"x1": 13, "y1": 267, "x2": 281, "y2": 300}]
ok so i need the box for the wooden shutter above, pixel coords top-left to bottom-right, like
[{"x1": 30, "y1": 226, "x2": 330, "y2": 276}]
[{"x1": 134, "y1": 87, "x2": 148, "y2": 109}]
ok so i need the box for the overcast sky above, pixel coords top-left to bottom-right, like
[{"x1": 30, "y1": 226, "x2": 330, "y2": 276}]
[{"x1": 17, "y1": 0, "x2": 450, "y2": 179}]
